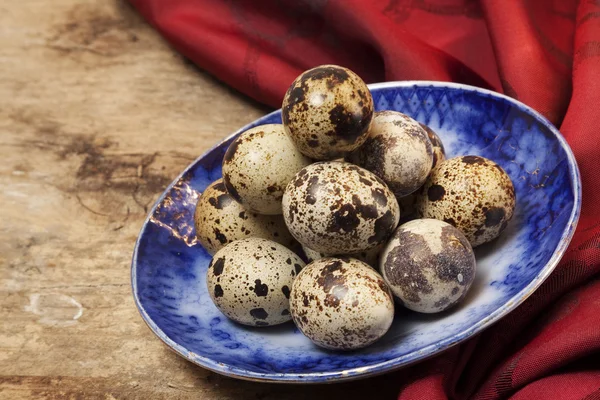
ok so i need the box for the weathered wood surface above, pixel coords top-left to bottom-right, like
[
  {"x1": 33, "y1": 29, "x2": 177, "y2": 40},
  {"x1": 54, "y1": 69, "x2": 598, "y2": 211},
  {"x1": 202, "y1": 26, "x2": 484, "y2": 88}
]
[{"x1": 0, "y1": 1, "x2": 403, "y2": 398}]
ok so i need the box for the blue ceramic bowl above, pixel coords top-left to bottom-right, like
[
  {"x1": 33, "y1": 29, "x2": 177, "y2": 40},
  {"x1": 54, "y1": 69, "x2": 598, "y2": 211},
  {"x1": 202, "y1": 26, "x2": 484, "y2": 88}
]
[{"x1": 132, "y1": 82, "x2": 580, "y2": 383}]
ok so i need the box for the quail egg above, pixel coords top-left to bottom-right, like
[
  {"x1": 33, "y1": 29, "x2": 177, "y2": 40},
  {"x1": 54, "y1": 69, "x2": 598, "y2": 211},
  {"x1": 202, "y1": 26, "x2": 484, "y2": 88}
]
[
  {"x1": 417, "y1": 155, "x2": 516, "y2": 247},
  {"x1": 282, "y1": 161, "x2": 400, "y2": 254},
  {"x1": 282, "y1": 65, "x2": 373, "y2": 160},
  {"x1": 194, "y1": 179, "x2": 297, "y2": 254},
  {"x1": 222, "y1": 124, "x2": 312, "y2": 215},
  {"x1": 346, "y1": 111, "x2": 433, "y2": 197},
  {"x1": 380, "y1": 219, "x2": 476, "y2": 313},
  {"x1": 290, "y1": 257, "x2": 394, "y2": 350},
  {"x1": 302, "y1": 243, "x2": 384, "y2": 269},
  {"x1": 207, "y1": 238, "x2": 305, "y2": 327},
  {"x1": 419, "y1": 123, "x2": 446, "y2": 170},
  {"x1": 396, "y1": 123, "x2": 447, "y2": 223}
]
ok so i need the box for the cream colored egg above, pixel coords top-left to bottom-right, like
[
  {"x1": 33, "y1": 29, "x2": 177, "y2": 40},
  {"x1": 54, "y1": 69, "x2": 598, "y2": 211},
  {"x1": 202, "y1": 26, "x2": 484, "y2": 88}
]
[
  {"x1": 282, "y1": 65, "x2": 373, "y2": 160},
  {"x1": 380, "y1": 219, "x2": 476, "y2": 313},
  {"x1": 417, "y1": 156, "x2": 516, "y2": 247},
  {"x1": 222, "y1": 124, "x2": 312, "y2": 215},
  {"x1": 346, "y1": 111, "x2": 433, "y2": 197},
  {"x1": 290, "y1": 257, "x2": 394, "y2": 350},
  {"x1": 282, "y1": 161, "x2": 400, "y2": 254},
  {"x1": 206, "y1": 238, "x2": 305, "y2": 327},
  {"x1": 193, "y1": 179, "x2": 297, "y2": 255}
]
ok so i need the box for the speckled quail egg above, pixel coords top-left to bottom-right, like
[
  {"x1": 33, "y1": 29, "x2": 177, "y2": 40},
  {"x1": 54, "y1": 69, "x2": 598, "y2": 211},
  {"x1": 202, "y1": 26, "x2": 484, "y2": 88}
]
[
  {"x1": 302, "y1": 243, "x2": 384, "y2": 269},
  {"x1": 282, "y1": 161, "x2": 400, "y2": 254},
  {"x1": 290, "y1": 257, "x2": 394, "y2": 350},
  {"x1": 419, "y1": 123, "x2": 446, "y2": 170},
  {"x1": 194, "y1": 179, "x2": 297, "y2": 255},
  {"x1": 396, "y1": 123, "x2": 447, "y2": 223},
  {"x1": 207, "y1": 238, "x2": 305, "y2": 326},
  {"x1": 222, "y1": 124, "x2": 312, "y2": 215},
  {"x1": 417, "y1": 155, "x2": 516, "y2": 247},
  {"x1": 282, "y1": 65, "x2": 374, "y2": 160},
  {"x1": 380, "y1": 219, "x2": 476, "y2": 313},
  {"x1": 346, "y1": 111, "x2": 433, "y2": 197}
]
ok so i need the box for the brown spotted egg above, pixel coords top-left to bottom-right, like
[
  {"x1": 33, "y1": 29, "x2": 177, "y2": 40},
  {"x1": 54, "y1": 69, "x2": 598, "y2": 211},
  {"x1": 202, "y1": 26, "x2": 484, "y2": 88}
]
[
  {"x1": 289, "y1": 257, "x2": 394, "y2": 350},
  {"x1": 207, "y1": 238, "x2": 305, "y2": 327},
  {"x1": 222, "y1": 124, "x2": 312, "y2": 215},
  {"x1": 420, "y1": 123, "x2": 446, "y2": 170},
  {"x1": 397, "y1": 123, "x2": 447, "y2": 223},
  {"x1": 194, "y1": 179, "x2": 297, "y2": 255},
  {"x1": 302, "y1": 243, "x2": 384, "y2": 269},
  {"x1": 282, "y1": 65, "x2": 373, "y2": 160},
  {"x1": 282, "y1": 161, "x2": 400, "y2": 254},
  {"x1": 380, "y1": 219, "x2": 476, "y2": 313},
  {"x1": 346, "y1": 111, "x2": 433, "y2": 197},
  {"x1": 417, "y1": 155, "x2": 516, "y2": 247}
]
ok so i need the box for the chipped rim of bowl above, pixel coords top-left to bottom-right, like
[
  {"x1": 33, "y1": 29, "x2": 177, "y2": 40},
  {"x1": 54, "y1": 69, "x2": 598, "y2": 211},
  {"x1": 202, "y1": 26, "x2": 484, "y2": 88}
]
[{"x1": 131, "y1": 81, "x2": 582, "y2": 384}]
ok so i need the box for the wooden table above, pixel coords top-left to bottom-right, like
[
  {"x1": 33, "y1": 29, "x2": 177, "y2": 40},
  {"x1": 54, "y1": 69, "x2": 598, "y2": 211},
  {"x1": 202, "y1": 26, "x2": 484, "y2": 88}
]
[{"x1": 0, "y1": 1, "x2": 404, "y2": 398}]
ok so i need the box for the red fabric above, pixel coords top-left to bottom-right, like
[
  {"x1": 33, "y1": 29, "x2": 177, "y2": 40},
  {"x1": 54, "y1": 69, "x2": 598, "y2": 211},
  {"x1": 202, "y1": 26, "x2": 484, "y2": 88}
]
[{"x1": 129, "y1": 0, "x2": 600, "y2": 398}]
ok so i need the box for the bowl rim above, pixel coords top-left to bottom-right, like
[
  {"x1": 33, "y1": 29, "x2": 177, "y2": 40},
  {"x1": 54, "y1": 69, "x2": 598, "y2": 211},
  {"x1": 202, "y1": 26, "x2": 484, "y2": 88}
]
[{"x1": 131, "y1": 80, "x2": 582, "y2": 383}]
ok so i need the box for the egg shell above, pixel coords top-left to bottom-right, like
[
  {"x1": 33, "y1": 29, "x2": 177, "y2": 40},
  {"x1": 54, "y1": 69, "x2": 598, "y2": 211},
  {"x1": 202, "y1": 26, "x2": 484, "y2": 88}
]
[
  {"x1": 419, "y1": 123, "x2": 446, "y2": 170},
  {"x1": 380, "y1": 219, "x2": 476, "y2": 313},
  {"x1": 417, "y1": 155, "x2": 516, "y2": 247},
  {"x1": 289, "y1": 257, "x2": 394, "y2": 350},
  {"x1": 302, "y1": 243, "x2": 384, "y2": 269},
  {"x1": 396, "y1": 123, "x2": 447, "y2": 223},
  {"x1": 282, "y1": 161, "x2": 400, "y2": 254},
  {"x1": 194, "y1": 179, "x2": 297, "y2": 255},
  {"x1": 206, "y1": 238, "x2": 305, "y2": 327},
  {"x1": 346, "y1": 111, "x2": 433, "y2": 197},
  {"x1": 282, "y1": 65, "x2": 373, "y2": 160},
  {"x1": 222, "y1": 124, "x2": 312, "y2": 215}
]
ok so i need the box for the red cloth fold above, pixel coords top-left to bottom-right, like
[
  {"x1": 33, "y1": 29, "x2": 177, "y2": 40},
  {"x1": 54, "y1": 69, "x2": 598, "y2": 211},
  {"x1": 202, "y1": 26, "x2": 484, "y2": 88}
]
[{"x1": 129, "y1": 0, "x2": 600, "y2": 398}]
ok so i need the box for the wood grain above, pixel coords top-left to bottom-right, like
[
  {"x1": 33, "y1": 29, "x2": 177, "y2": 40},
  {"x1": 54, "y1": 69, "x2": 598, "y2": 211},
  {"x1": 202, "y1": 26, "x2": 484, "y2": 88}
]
[{"x1": 0, "y1": 1, "x2": 404, "y2": 398}]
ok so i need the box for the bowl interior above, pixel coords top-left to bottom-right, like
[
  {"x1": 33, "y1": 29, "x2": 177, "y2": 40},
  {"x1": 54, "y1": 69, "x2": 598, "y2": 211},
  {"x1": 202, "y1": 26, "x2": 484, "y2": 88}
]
[{"x1": 132, "y1": 82, "x2": 579, "y2": 382}]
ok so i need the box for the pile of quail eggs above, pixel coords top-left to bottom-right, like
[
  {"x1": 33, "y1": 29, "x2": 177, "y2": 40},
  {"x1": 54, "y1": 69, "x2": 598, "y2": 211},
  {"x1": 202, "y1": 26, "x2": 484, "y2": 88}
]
[{"x1": 195, "y1": 65, "x2": 516, "y2": 351}]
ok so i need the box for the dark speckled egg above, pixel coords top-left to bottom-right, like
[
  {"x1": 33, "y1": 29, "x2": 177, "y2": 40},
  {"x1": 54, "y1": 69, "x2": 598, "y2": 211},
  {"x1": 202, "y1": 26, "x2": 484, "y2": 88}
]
[
  {"x1": 207, "y1": 238, "x2": 305, "y2": 327},
  {"x1": 282, "y1": 65, "x2": 373, "y2": 160},
  {"x1": 282, "y1": 161, "x2": 400, "y2": 254},
  {"x1": 194, "y1": 179, "x2": 297, "y2": 255},
  {"x1": 419, "y1": 123, "x2": 446, "y2": 170},
  {"x1": 417, "y1": 155, "x2": 516, "y2": 247},
  {"x1": 380, "y1": 219, "x2": 476, "y2": 313},
  {"x1": 396, "y1": 123, "x2": 447, "y2": 223},
  {"x1": 346, "y1": 111, "x2": 433, "y2": 197},
  {"x1": 289, "y1": 257, "x2": 394, "y2": 350}
]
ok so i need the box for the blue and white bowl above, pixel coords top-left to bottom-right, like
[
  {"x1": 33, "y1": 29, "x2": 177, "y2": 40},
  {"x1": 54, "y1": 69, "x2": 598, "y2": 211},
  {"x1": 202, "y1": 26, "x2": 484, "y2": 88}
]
[{"x1": 131, "y1": 82, "x2": 581, "y2": 383}]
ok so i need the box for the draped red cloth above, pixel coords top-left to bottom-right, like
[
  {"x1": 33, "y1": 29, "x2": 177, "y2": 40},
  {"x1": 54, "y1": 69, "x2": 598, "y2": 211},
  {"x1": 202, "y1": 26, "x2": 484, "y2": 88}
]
[{"x1": 128, "y1": 1, "x2": 600, "y2": 398}]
